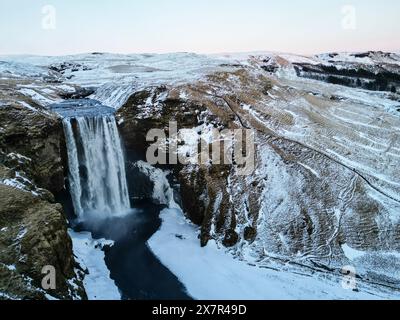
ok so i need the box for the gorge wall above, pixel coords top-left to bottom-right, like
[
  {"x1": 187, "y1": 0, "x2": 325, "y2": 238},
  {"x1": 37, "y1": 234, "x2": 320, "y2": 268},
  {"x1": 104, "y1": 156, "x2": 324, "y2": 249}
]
[{"x1": 0, "y1": 103, "x2": 86, "y2": 300}]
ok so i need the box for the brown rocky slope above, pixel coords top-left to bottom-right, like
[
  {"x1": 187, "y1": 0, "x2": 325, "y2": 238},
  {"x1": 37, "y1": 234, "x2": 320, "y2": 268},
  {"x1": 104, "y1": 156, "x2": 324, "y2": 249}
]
[
  {"x1": 0, "y1": 103, "x2": 85, "y2": 300},
  {"x1": 117, "y1": 59, "x2": 400, "y2": 289}
]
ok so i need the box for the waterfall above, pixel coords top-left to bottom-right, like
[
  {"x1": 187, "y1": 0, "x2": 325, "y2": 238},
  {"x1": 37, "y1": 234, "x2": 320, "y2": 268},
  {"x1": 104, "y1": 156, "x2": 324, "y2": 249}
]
[{"x1": 62, "y1": 115, "x2": 131, "y2": 220}]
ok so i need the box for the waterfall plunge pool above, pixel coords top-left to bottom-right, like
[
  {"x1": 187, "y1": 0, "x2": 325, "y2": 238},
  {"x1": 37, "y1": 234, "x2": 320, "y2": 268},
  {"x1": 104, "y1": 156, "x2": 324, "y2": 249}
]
[{"x1": 52, "y1": 99, "x2": 191, "y2": 300}]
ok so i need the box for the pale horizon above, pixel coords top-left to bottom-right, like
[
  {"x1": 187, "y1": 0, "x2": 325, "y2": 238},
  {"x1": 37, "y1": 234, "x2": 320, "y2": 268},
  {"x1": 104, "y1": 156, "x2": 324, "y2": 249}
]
[
  {"x1": 1, "y1": 0, "x2": 400, "y2": 56},
  {"x1": 2, "y1": 50, "x2": 400, "y2": 60}
]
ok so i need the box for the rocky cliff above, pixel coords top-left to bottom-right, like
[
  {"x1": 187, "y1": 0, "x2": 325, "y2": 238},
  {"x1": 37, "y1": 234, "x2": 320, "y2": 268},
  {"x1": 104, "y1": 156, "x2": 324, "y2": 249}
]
[
  {"x1": 116, "y1": 53, "x2": 400, "y2": 290},
  {"x1": 0, "y1": 101, "x2": 85, "y2": 300}
]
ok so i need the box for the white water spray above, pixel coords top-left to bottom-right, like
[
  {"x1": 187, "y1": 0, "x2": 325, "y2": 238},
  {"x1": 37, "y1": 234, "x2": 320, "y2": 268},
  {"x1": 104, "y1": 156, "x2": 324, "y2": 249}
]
[{"x1": 63, "y1": 115, "x2": 131, "y2": 220}]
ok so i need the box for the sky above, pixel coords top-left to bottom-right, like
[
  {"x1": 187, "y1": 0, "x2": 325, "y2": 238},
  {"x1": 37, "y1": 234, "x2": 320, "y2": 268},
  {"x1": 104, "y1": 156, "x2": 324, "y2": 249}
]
[{"x1": 0, "y1": 0, "x2": 399, "y2": 56}]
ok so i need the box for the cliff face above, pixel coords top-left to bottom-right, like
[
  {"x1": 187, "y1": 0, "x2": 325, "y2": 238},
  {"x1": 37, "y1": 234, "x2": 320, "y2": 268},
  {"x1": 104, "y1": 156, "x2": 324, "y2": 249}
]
[
  {"x1": 0, "y1": 105, "x2": 65, "y2": 194},
  {"x1": 117, "y1": 86, "x2": 236, "y2": 246},
  {"x1": 0, "y1": 104, "x2": 85, "y2": 300},
  {"x1": 116, "y1": 54, "x2": 400, "y2": 289},
  {"x1": 293, "y1": 51, "x2": 400, "y2": 92}
]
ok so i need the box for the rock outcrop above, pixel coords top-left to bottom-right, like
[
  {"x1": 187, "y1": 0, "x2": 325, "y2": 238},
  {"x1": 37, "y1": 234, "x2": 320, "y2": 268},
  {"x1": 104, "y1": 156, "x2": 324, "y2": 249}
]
[
  {"x1": 0, "y1": 184, "x2": 84, "y2": 299},
  {"x1": 0, "y1": 104, "x2": 85, "y2": 300},
  {"x1": 293, "y1": 51, "x2": 400, "y2": 93},
  {"x1": 0, "y1": 104, "x2": 65, "y2": 194}
]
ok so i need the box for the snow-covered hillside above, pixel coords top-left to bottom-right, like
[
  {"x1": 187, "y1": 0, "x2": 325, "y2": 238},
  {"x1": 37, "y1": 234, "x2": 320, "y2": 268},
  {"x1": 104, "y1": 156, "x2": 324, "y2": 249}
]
[
  {"x1": 0, "y1": 53, "x2": 228, "y2": 109},
  {"x1": 1, "y1": 51, "x2": 400, "y2": 300}
]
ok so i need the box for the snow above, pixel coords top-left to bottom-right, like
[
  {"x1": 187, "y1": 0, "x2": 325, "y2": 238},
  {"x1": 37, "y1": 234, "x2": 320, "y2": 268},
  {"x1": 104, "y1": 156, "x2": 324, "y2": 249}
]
[
  {"x1": 212, "y1": 51, "x2": 319, "y2": 65},
  {"x1": 5, "y1": 264, "x2": 16, "y2": 271},
  {"x1": 1, "y1": 50, "x2": 400, "y2": 299},
  {"x1": 0, "y1": 60, "x2": 47, "y2": 78},
  {"x1": 0, "y1": 177, "x2": 39, "y2": 197},
  {"x1": 297, "y1": 162, "x2": 321, "y2": 178},
  {"x1": 19, "y1": 101, "x2": 39, "y2": 113},
  {"x1": 2, "y1": 51, "x2": 400, "y2": 113},
  {"x1": 278, "y1": 54, "x2": 320, "y2": 65},
  {"x1": 18, "y1": 88, "x2": 59, "y2": 106},
  {"x1": 7, "y1": 153, "x2": 31, "y2": 162},
  {"x1": 15, "y1": 227, "x2": 27, "y2": 241},
  {"x1": 68, "y1": 229, "x2": 121, "y2": 300},
  {"x1": 175, "y1": 124, "x2": 221, "y2": 166},
  {"x1": 318, "y1": 53, "x2": 373, "y2": 65},
  {"x1": 263, "y1": 59, "x2": 400, "y2": 209},
  {"x1": 0, "y1": 263, "x2": 17, "y2": 272},
  {"x1": 1, "y1": 52, "x2": 230, "y2": 109},
  {"x1": 0, "y1": 292, "x2": 14, "y2": 300},
  {"x1": 317, "y1": 52, "x2": 400, "y2": 66},
  {"x1": 148, "y1": 208, "x2": 395, "y2": 300},
  {"x1": 135, "y1": 161, "x2": 178, "y2": 209},
  {"x1": 179, "y1": 90, "x2": 189, "y2": 101},
  {"x1": 56, "y1": 84, "x2": 76, "y2": 93},
  {"x1": 0, "y1": 172, "x2": 40, "y2": 197},
  {"x1": 45, "y1": 294, "x2": 59, "y2": 301},
  {"x1": 342, "y1": 244, "x2": 366, "y2": 261}
]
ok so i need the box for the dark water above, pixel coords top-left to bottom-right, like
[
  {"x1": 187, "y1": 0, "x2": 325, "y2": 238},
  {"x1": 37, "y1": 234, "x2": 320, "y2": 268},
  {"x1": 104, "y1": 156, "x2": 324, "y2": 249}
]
[
  {"x1": 55, "y1": 107, "x2": 190, "y2": 300},
  {"x1": 58, "y1": 192, "x2": 191, "y2": 300}
]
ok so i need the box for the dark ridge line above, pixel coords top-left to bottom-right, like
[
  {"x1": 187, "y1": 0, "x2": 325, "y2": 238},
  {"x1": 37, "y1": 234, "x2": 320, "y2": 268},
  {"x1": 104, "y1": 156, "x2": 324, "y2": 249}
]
[{"x1": 221, "y1": 97, "x2": 251, "y2": 129}]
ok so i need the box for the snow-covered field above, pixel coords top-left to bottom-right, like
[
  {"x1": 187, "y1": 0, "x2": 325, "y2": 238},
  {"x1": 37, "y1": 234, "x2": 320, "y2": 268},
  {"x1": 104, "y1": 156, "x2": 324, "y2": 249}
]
[
  {"x1": 148, "y1": 208, "x2": 398, "y2": 300},
  {"x1": 0, "y1": 53, "x2": 229, "y2": 109}
]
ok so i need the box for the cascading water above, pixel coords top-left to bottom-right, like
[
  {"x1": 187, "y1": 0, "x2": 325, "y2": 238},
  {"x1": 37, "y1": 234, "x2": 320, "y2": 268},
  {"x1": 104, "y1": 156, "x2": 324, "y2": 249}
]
[
  {"x1": 57, "y1": 100, "x2": 131, "y2": 220},
  {"x1": 51, "y1": 100, "x2": 190, "y2": 300}
]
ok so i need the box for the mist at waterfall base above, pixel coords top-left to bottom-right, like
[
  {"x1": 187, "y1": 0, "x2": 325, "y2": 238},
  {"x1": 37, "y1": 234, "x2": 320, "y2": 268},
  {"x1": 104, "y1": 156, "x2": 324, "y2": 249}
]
[{"x1": 53, "y1": 100, "x2": 190, "y2": 300}]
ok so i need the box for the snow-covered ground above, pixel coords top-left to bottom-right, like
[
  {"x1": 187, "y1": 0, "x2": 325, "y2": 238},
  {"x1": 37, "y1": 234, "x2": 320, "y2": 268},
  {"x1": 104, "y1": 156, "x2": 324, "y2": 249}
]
[
  {"x1": 68, "y1": 230, "x2": 121, "y2": 300},
  {"x1": 2, "y1": 51, "x2": 400, "y2": 300},
  {"x1": 148, "y1": 208, "x2": 398, "y2": 300},
  {"x1": 0, "y1": 53, "x2": 229, "y2": 109}
]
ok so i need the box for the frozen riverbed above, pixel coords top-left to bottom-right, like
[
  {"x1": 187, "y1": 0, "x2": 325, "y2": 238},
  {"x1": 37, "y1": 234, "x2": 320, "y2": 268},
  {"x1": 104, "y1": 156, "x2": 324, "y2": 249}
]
[{"x1": 148, "y1": 208, "x2": 400, "y2": 300}]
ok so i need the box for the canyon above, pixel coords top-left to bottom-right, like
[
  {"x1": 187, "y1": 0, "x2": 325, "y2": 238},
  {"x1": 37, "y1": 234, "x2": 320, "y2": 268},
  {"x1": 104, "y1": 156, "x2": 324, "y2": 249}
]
[{"x1": 0, "y1": 51, "x2": 399, "y2": 299}]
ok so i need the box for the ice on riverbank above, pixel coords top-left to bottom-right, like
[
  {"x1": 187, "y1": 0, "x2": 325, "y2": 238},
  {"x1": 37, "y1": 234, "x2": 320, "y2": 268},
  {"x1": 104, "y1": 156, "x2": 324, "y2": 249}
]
[
  {"x1": 148, "y1": 208, "x2": 399, "y2": 300},
  {"x1": 69, "y1": 230, "x2": 121, "y2": 300}
]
